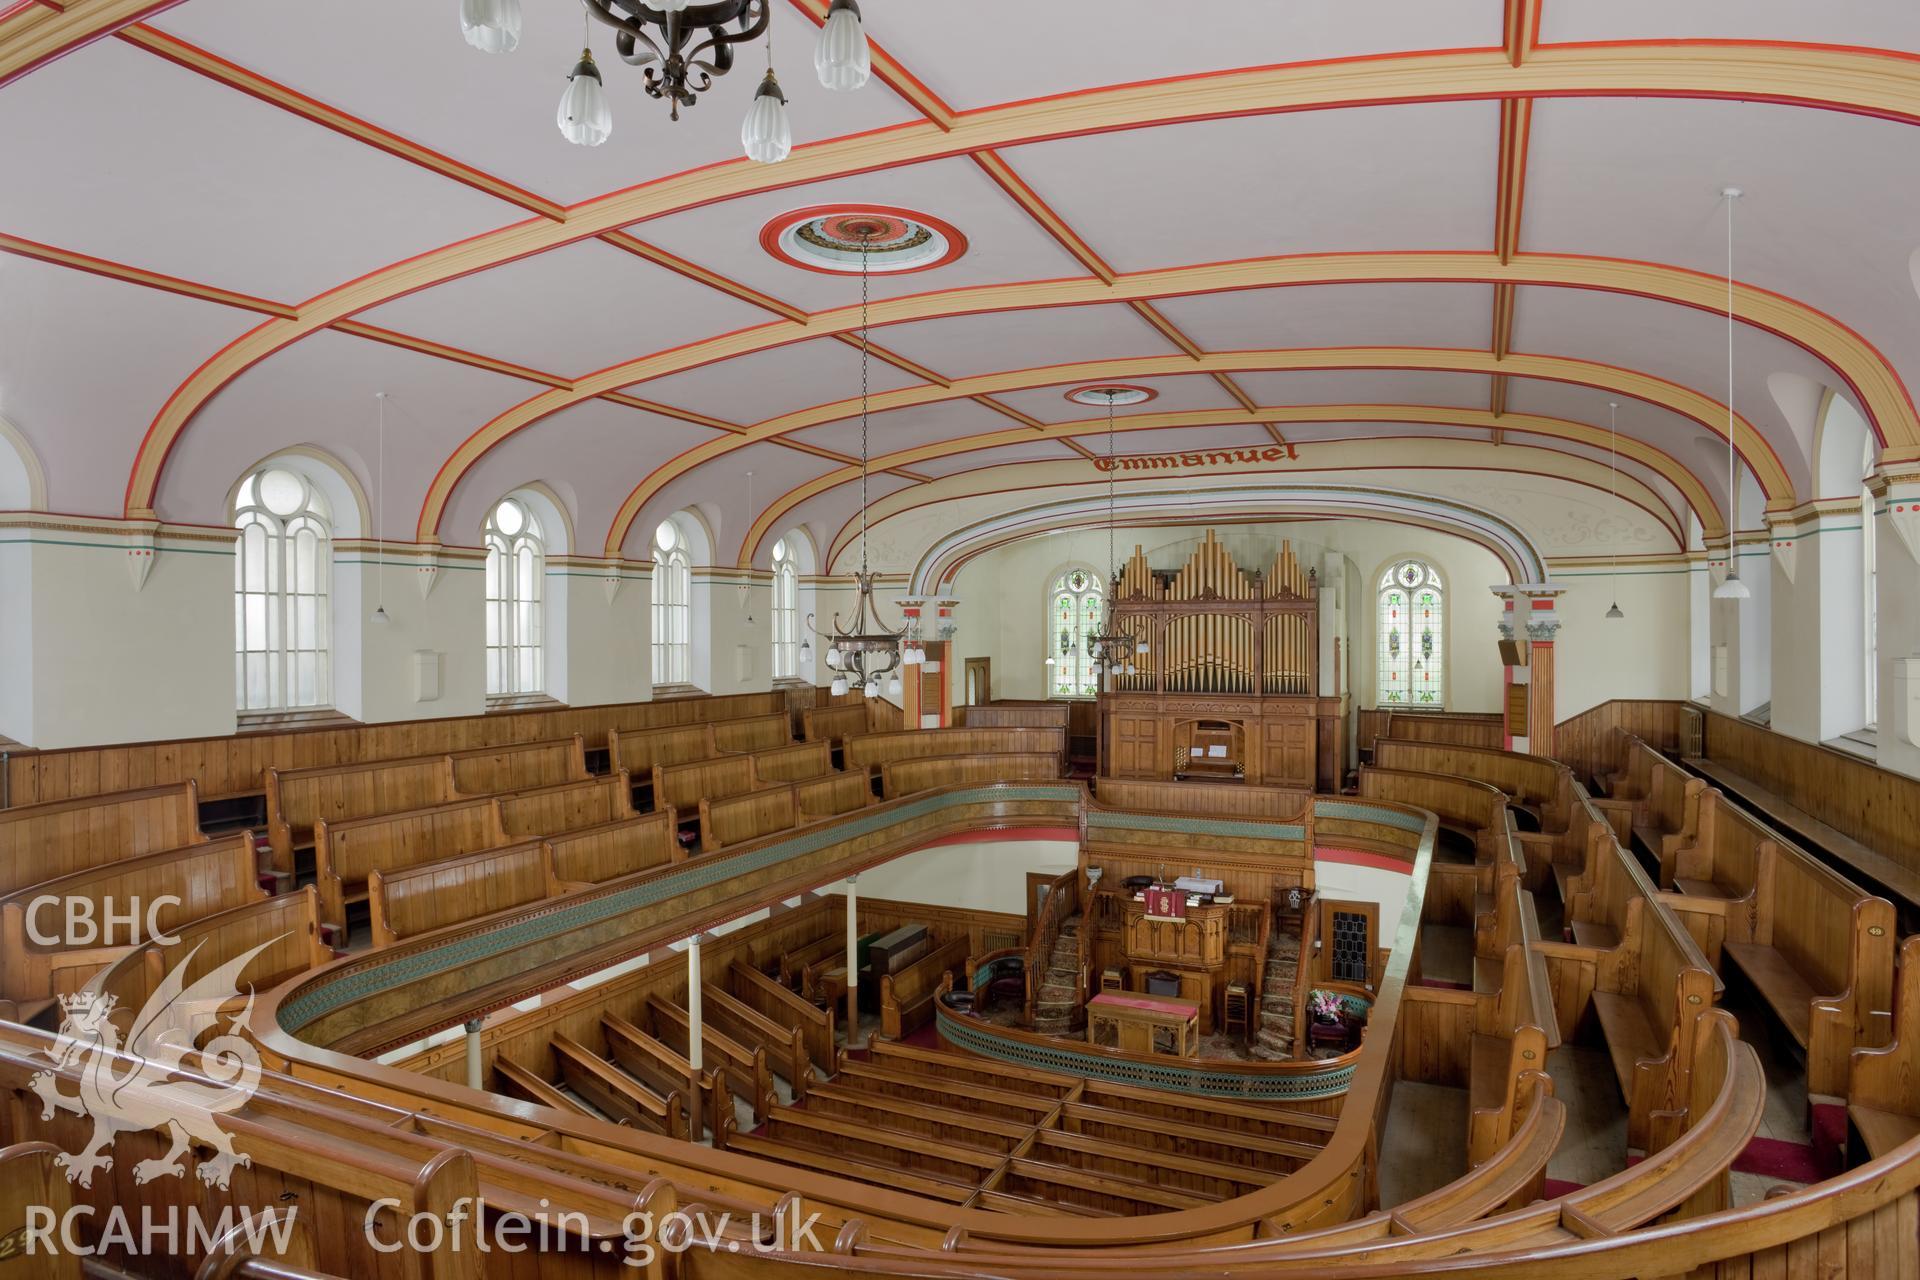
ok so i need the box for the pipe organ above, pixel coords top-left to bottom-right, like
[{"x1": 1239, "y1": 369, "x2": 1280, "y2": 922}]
[{"x1": 1099, "y1": 531, "x2": 1341, "y2": 790}]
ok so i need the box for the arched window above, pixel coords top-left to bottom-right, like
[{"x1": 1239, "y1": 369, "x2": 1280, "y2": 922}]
[
  {"x1": 1863, "y1": 442, "x2": 1878, "y2": 729},
  {"x1": 1377, "y1": 559, "x2": 1444, "y2": 709},
  {"x1": 771, "y1": 536, "x2": 799, "y2": 681},
  {"x1": 652, "y1": 519, "x2": 691, "y2": 686},
  {"x1": 484, "y1": 497, "x2": 545, "y2": 697},
  {"x1": 1046, "y1": 568, "x2": 1104, "y2": 699},
  {"x1": 234, "y1": 466, "x2": 333, "y2": 712}
]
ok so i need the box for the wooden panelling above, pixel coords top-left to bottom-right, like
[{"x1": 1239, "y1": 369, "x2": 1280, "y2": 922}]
[
  {"x1": 5, "y1": 689, "x2": 794, "y2": 806},
  {"x1": 368, "y1": 840, "x2": 562, "y2": 948},
  {"x1": 312, "y1": 797, "x2": 506, "y2": 929},
  {"x1": 545, "y1": 812, "x2": 683, "y2": 883},
  {"x1": 711, "y1": 713, "x2": 794, "y2": 754},
  {"x1": 794, "y1": 770, "x2": 874, "y2": 820},
  {"x1": 0, "y1": 833, "x2": 264, "y2": 1003},
  {"x1": 265, "y1": 754, "x2": 457, "y2": 874},
  {"x1": 748, "y1": 740, "x2": 836, "y2": 785},
  {"x1": 957, "y1": 704, "x2": 1071, "y2": 731},
  {"x1": 654, "y1": 755, "x2": 760, "y2": 813},
  {"x1": 845, "y1": 727, "x2": 1066, "y2": 773},
  {"x1": 448, "y1": 734, "x2": 588, "y2": 794},
  {"x1": 1383, "y1": 711, "x2": 1505, "y2": 750},
  {"x1": 0, "y1": 781, "x2": 205, "y2": 896},
  {"x1": 701, "y1": 788, "x2": 798, "y2": 853},
  {"x1": 497, "y1": 773, "x2": 635, "y2": 838},
  {"x1": 1553, "y1": 698, "x2": 1688, "y2": 786},
  {"x1": 802, "y1": 703, "x2": 870, "y2": 745},
  {"x1": 608, "y1": 723, "x2": 717, "y2": 775},
  {"x1": 880, "y1": 752, "x2": 1063, "y2": 798},
  {"x1": 1093, "y1": 777, "x2": 1309, "y2": 818}
]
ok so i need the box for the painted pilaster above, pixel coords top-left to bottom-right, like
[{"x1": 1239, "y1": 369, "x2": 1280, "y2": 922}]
[
  {"x1": 692, "y1": 566, "x2": 771, "y2": 696},
  {"x1": 1491, "y1": 583, "x2": 1565, "y2": 755},
  {"x1": 1873, "y1": 470, "x2": 1920, "y2": 778},
  {"x1": 1707, "y1": 530, "x2": 1772, "y2": 719},
  {"x1": 1767, "y1": 504, "x2": 1868, "y2": 745},
  {"x1": 555, "y1": 555, "x2": 652, "y2": 707}
]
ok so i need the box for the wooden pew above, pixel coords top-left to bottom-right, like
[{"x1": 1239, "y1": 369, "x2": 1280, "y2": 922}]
[
  {"x1": 801, "y1": 703, "x2": 868, "y2": 746},
  {"x1": 367, "y1": 840, "x2": 562, "y2": 948},
  {"x1": 878, "y1": 934, "x2": 969, "y2": 1040},
  {"x1": 654, "y1": 755, "x2": 762, "y2": 814},
  {"x1": 448, "y1": 734, "x2": 588, "y2": 794},
  {"x1": 0, "y1": 833, "x2": 264, "y2": 1006},
  {"x1": 312, "y1": 797, "x2": 507, "y2": 931},
  {"x1": 92, "y1": 888, "x2": 331, "y2": 1030},
  {"x1": 1359, "y1": 766, "x2": 1511, "y2": 864},
  {"x1": 548, "y1": 1033, "x2": 690, "y2": 1140},
  {"x1": 607, "y1": 723, "x2": 718, "y2": 779},
  {"x1": 264, "y1": 755, "x2": 456, "y2": 876},
  {"x1": 603, "y1": 1012, "x2": 728, "y2": 1139},
  {"x1": 777, "y1": 932, "x2": 843, "y2": 991},
  {"x1": 0, "y1": 782, "x2": 206, "y2": 897},
  {"x1": 1383, "y1": 710, "x2": 1506, "y2": 750},
  {"x1": 700, "y1": 787, "x2": 797, "y2": 853},
  {"x1": 196, "y1": 1208, "x2": 320, "y2": 1280},
  {"x1": 843, "y1": 727, "x2": 1066, "y2": 776},
  {"x1": 497, "y1": 772, "x2": 635, "y2": 838},
  {"x1": 749, "y1": 740, "x2": 836, "y2": 785},
  {"x1": 644, "y1": 992, "x2": 777, "y2": 1122},
  {"x1": 794, "y1": 771, "x2": 873, "y2": 820},
  {"x1": 704, "y1": 980, "x2": 812, "y2": 1099},
  {"x1": 1600, "y1": 734, "x2": 1705, "y2": 868},
  {"x1": 711, "y1": 713, "x2": 794, "y2": 754},
  {"x1": 0, "y1": 1144, "x2": 77, "y2": 1280},
  {"x1": 1848, "y1": 935, "x2": 1920, "y2": 1158},
  {"x1": 546, "y1": 811, "x2": 683, "y2": 883},
  {"x1": 730, "y1": 958, "x2": 833, "y2": 1078},
  {"x1": 1373, "y1": 739, "x2": 1573, "y2": 834},
  {"x1": 1546, "y1": 801, "x2": 1720, "y2": 1154},
  {"x1": 879, "y1": 752, "x2": 1064, "y2": 798}
]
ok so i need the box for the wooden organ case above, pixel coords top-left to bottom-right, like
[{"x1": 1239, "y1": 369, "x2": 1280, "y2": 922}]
[{"x1": 1098, "y1": 532, "x2": 1340, "y2": 790}]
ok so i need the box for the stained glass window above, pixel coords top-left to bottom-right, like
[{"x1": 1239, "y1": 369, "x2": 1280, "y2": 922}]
[
  {"x1": 1047, "y1": 568, "x2": 1105, "y2": 698},
  {"x1": 233, "y1": 467, "x2": 332, "y2": 713},
  {"x1": 1377, "y1": 559, "x2": 1444, "y2": 709},
  {"x1": 484, "y1": 497, "x2": 545, "y2": 697}
]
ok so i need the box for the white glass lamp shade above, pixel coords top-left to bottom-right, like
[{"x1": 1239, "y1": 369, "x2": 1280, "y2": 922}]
[
  {"x1": 798, "y1": 638, "x2": 813, "y2": 664},
  {"x1": 1713, "y1": 572, "x2": 1752, "y2": 601},
  {"x1": 557, "y1": 50, "x2": 612, "y2": 147},
  {"x1": 865, "y1": 680, "x2": 881, "y2": 699},
  {"x1": 654, "y1": 0, "x2": 691, "y2": 8},
  {"x1": 886, "y1": 675, "x2": 902, "y2": 699},
  {"x1": 824, "y1": 646, "x2": 842, "y2": 670},
  {"x1": 1136, "y1": 638, "x2": 1149, "y2": 654},
  {"x1": 1044, "y1": 655, "x2": 1056, "y2": 667},
  {"x1": 460, "y1": 0, "x2": 521, "y2": 53},
  {"x1": 740, "y1": 70, "x2": 791, "y2": 164},
  {"x1": 814, "y1": 0, "x2": 870, "y2": 91},
  {"x1": 830, "y1": 675, "x2": 849, "y2": 696}
]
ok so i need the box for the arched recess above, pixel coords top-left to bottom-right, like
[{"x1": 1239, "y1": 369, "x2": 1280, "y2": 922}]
[
  {"x1": 226, "y1": 447, "x2": 369, "y2": 720},
  {"x1": 907, "y1": 484, "x2": 1551, "y2": 595},
  {"x1": 0, "y1": 415, "x2": 47, "y2": 511},
  {"x1": 483, "y1": 482, "x2": 574, "y2": 704}
]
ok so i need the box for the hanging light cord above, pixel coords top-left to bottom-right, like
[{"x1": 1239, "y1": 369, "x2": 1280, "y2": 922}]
[
  {"x1": 858, "y1": 229, "x2": 871, "y2": 580},
  {"x1": 1106, "y1": 393, "x2": 1117, "y2": 583},
  {"x1": 1609, "y1": 400, "x2": 1620, "y2": 595},
  {"x1": 1725, "y1": 191, "x2": 1739, "y2": 565}
]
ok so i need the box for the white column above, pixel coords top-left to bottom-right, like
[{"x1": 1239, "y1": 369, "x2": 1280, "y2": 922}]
[
  {"x1": 1874, "y1": 472, "x2": 1920, "y2": 777},
  {"x1": 845, "y1": 874, "x2": 861, "y2": 1052},
  {"x1": 686, "y1": 934, "x2": 704, "y2": 1073},
  {"x1": 464, "y1": 1018, "x2": 484, "y2": 1090}
]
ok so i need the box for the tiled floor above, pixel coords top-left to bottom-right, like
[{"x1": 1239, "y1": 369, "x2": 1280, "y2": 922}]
[{"x1": 1378, "y1": 1081, "x2": 1470, "y2": 1208}]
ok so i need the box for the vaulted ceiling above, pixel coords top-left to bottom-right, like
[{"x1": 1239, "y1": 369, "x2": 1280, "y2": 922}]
[{"x1": 5, "y1": 0, "x2": 1917, "y2": 575}]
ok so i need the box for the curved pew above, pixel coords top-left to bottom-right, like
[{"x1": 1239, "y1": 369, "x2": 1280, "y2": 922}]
[
  {"x1": 1374, "y1": 739, "x2": 1573, "y2": 834},
  {"x1": 367, "y1": 840, "x2": 563, "y2": 948},
  {"x1": 0, "y1": 781, "x2": 206, "y2": 897},
  {"x1": 1596, "y1": 733, "x2": 1704, "y2": 865},
  {"x1": 92, "y1": 887, "x2": 331, "y2": 1029},
  {"x1": 844, "y1": 728, "x2": 1066, "y2": 777},
  {"x1": 880, "y1": 752, "x2": 1064, "y2": 798},
  {"x1": 0, "y1": 832, "x2": 264, "y2": 1007},
  {"x1": 1849, "y1": 935, "x2": 1920, "y2": 1159}
]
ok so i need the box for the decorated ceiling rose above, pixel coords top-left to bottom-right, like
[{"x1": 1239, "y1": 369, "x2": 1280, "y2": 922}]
[
  {"x1": 1066, "y1": 384, "x2": 1156, "y2": 407},
  {"x1": 760, "y1": 205, "x2": 967, "y2": 275}
]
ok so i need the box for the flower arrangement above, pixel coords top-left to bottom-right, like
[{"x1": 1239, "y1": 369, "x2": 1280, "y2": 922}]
[{"x1": 1308, "y1": 989, "x2": 1344, "y2": 1025}]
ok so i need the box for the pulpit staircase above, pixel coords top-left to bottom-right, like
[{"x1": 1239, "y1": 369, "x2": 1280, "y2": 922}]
[
  {"x1": 1032, "y1": 914, "x2": 1082, "y2": 1036},
  {"x1": 1252, "y1": 895, "x2": 1308, "y2": 1061}
]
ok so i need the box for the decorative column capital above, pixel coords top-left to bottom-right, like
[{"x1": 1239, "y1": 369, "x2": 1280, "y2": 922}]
[{"x1": 1491, "y1": 582, "x2": 1567, "y2": 644}]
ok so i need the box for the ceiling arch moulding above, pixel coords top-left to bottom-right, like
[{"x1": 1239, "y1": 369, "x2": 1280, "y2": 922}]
[
  {"x1": 799, "y1": 440, "x2": 1685, "y2": 575},
  {"x1": 617, "y1": 343, "x2": 1772, "y2": 558},
  {"x1": 903, "y1": 484, "x2": 1553, "y2": 589},
  {"x1": 0, "y1": 0, "x2": 184, "y2": 86},
  {"x1": 119, "y1": 41, "x2": 1920, "y2": 520}
]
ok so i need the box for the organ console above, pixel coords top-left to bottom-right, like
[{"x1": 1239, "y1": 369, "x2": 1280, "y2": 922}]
[{"x1": 1098, "y1": 531, "x2": 1342, "y2": 788}]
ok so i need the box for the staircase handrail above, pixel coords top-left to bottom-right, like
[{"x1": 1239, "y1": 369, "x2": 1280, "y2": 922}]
[
  {"x1": 1290, "y1": 891, "x2": 1319, "y2": 1054},
  {"x1": 1023, "y1": 866, "x2": 1080, "y2": 1026}
]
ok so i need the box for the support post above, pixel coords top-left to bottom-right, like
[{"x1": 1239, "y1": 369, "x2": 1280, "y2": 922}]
[
  {"x1": 685, "y1": 933, "x2": 704, "y2": 1141},
  {"x1": 845, "y1": 873, "x2": 861, "y2": 1054},
  {"x1": 464, "y1": 1018, "x2": 483, "y2": 1091}
]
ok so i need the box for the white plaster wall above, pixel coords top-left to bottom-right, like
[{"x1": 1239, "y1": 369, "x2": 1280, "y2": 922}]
[
  {"x1": 1874, "y1": 501, "x2": 1920, "y2": 777},
  {"x1": 0, "y1": 535, "x2": 32, "y2": 743},
  {"x1": 351, "y1": 555, "x2": 487, "y2": 722},
  {"x1": 1312, "y1": 860, "x2": 1412, "y2": 925},
  {"x1": 564, "y1": 567, "x2": 651, "y2": 708},
  {"x1": 853, "y1": 838, "x2": 1079, "y2": 916},
  {"x1": 1548, "y1": 565, "x2": 1694, "y2": 717}
]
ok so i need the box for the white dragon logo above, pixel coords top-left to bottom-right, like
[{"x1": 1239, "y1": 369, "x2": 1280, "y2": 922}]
[{"x1": 27, "y1": 938, "x2": 280, "y2": 1189}]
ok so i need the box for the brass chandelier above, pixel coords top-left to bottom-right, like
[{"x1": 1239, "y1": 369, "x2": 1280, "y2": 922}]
[{"x1": 1083, "y1": 389, "x2": 1147, "y2": 684}]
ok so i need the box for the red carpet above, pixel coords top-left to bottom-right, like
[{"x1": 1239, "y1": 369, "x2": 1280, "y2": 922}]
[
  {"x1": 1542, "y1": 1179, "x2": 1584, "y2": 1198},
  {"x1": 1733, "y1": 1135, "x2": 1823, "y2": 1184}
]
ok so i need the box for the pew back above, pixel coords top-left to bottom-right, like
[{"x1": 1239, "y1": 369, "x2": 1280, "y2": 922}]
[
  {"x1": 1375, "y1": 739, "x2": 1572, "y2": 831},
  {"x1": 880, "y1": 752, "x2": 1064, "y2": 798},
  {"x1": 700, "y1": 789, "x2": 798, "y2": 853},
  {"x1": 750, "y1": 741, "x2": 836, "y2": 785},
  {"x1": 0, "y1": 782, "x2": 206, "y2": 897},
  {"x1": 368, "y1": 840, "x2": 560, "y2": 947},
  {"x1": 264, "y1": 755, "x2": 457, "y2": 873},
  {"x1": 794, "y1": 771, "x2": 873, "y2": 820},
  {"x1": 313, "y1": 797, "x2": 507, "y2": 928},
  {"x1": 448, "y1": 735, "x2": 588, "y2": 794},
  {"x1": 608, "y1": 724, "x2": 718, "y2": 776},
  {"x1": 711, "y1": 713, "x2": 793, "y2": 754},
  {"x1": 844, "y1": 728, "x2": 1066, "y2": 773},
  {"x1": 498, "y1": 773, "x2": 635, "y2": 838},
  {"x1": 879, "y1": 934, "x2": 968, "y2": 1039},
  {"x1": 654, "y1": 756, "x2": 760, "y2": 813},
  {"x1": 546, "y1": 812, "x2": 682, "y2": 884},
  {"x1": 801, "y1": 703, "x2": 868, "y2": 745}
]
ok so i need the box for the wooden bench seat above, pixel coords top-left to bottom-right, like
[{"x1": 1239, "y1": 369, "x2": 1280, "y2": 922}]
[
  {"x1": 549, "y1": 1033, "x2": 688, "y2": 1140},
  {"x1": 313, "y1": 796, "x2": 507, "y2": 931},
  {"x1": 1590, "y1": 990, "x2": 1665, "y2": 1101},
  {"x1": 265, "y1": 755, "x2": 457, "y2": 876},
  {"x1": 832, "y1": 1062, "x2": 1057, "y2": 1124},
  {"x1": 718, "y1": 1130, "x2": 975, "y2": 1203},
  {"x1": 729, "y1": 958, "x2": 833, "y2": 1077},
  {"x1": 1027, "y1": 1131, "x2": 1265, "y2": 1200},
  {"x1": 748, "y1": 740, "x2": 835, "y2": 786},
  {"x1": 700, "y1": 786, "x2": 797, "y2": 853},
  {"x1": 1373, "y1": 739, "x2": 1574, "y2": 835},
  {"x1": 1057, "y1": 1102, "x2": 1317, "y2": 1172},
  {"x1": 798, "y1": 1084, "x2": 1030, "y2": 1153},
  {"x1": 607, "y1": 724, "x2": 717, "y2": 779},
  {"x1": 1001, "y1": 1158, "x2": 1212, "y2": 1214},
  {"x1": 800, "y1": 703, "x2": 868, "y2": 747},
  {"x1": 0, "y1": 781, "x2": 206, "y2": 898},
  {"x1": 644, "y1": 994, "x2": 775, "y2": 1122},
  {"x1": 702, "y1": 981, "x2": 811, "y2": 1099},
  {"x1": 843, "y1": 727, "x2": 1066, "y2": 777},
  {"x1": 1847, "y1": 936, "x2": 1920, "y2": 1160},
  {"x1": 759, "y1": 1108, "x2": 1005, "y2": 1183},
  {"x1": 367, "y1": 840, "x2": 560, "y2": 948},
  {"x1": 1721, "y1": 941, "x2": 1816, "y2": 1045},
  {"x1": 878, "y1": 934, "x2": 967, "y2": 1039},
  {"x1": 1683, "y1": 754, "x2": 1920, "y2": 913},
  {"x1": 654, "y1": 755, "x2": 762, "y2": 815},
  {"x1": 1848, "y1": 1104, "x2": 1920, "y2": 1159},
  {"x1": 794, "y1": 770, "x2": 873, "y2": 820},
  {"x1": 449, "y1": 735, "x2": 588, "y2": 795}
]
